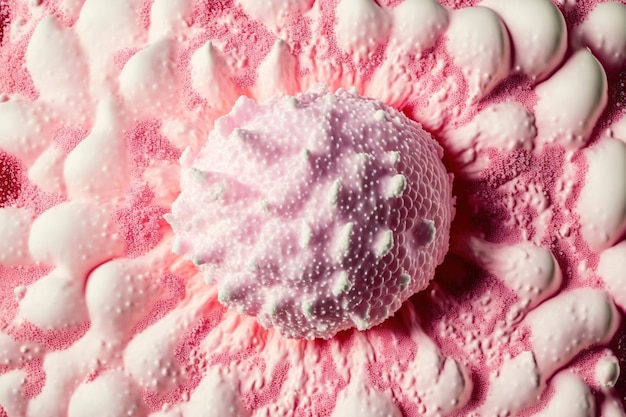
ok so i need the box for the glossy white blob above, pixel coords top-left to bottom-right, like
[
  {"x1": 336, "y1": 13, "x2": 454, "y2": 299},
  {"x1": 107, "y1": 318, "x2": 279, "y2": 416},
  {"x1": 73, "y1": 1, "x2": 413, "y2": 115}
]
[
  {"x1": 535, "y1": 49, "x2": 608, "y2": 149},
  {"x1": 75, "y1": 0, "x2": 143, "y2": 94},
  {"x1": 184, "y1": 369, "x2": 250, "y2": 417},
  {"x1": 332, "y1": 382, "x2": 401, "y2": 417},
  {"x1": 578, "y1": 2, "x2": 626, "y2": 69},
  {"x1": 480, "y1": 351, "x2": 541, "y2": 416},
  {"x1": 85, "y1": 258, "x2": 161, "y2": 339},
  {"x1": 149, "y1": 0, "x2": 192, "y2": 42},
  {"x1": 444, "y1": 101, "x2": 536, "y2": 176},
  {"x1": 64, "y1": 97, "x2": 128, "y2": 200},
  {"x1": 533, "y1": 372, "x2": 595, "y2": 417},
  {"x1": 455, "y1": 101, "x2": 535, "y2": 151},
  {"x1": 335, "y1": 0, "x2": 390, "y2": 60},
  {"x1": 594, "y1": 353, "x2": 620, "y2": 389},
  {"x1": 525, "y1": 288, "x2": 619, "y2": 376},
  {"x1": 397, "y1": 325, "x2": 471, "y2": 415},
  {"x1": 25, "y1": 15, "x2": 90, "y2": 118},
  {"x1": 119, "y1": 39, "x2": 180, "y2": 118},
  {"x1": 0, "y1": 208, "x2": 33, "y2": 267},
  {"x1": 598, "y1": 241, "x2": 626, "y2": 311},
  {"x1": 17, "y1": 269, "x2": 88, "y2": 330},
  {"x1": 576, "y1": 138, "x2": 626, "y2": 251},
  {"x1": 123, "y1": 313, "x2": 187, "y2": 394},
  {"x1": 68, "y1": 371, "x2": 146, "y2": 417},
  {"x1": 0, "y1": 332, "x2": 42, "y2": 368},
  {"x1": 389, "y1": 0, "x2": 448, "y2": 54},
  {"x1": 27, "y1": 337, "x2": 103, "y2": 417},
  {"x1": 421, "y1": 358, "x2": 471, "y2": 415},
  {"x1": 445, "y1": 6, "x2": 510, "y2": 100},
  {"x1": 28, "y1": 145, "x2": 66, "y2": 195},
  {"x1": 0, "y1": 370, "x2": 27, "y2": 417},
  {"x1": 464, "y1": 238, "x2": 561, "y2": 308},
  {"x1": 28, "y1": 201, "x2": 124, "y2": 276},
  {"x1": 0, "y1": 100, "x2": 50, "y2": 163},
  {"x1": 481, "y1": 0, "x2": 567, "y2": 81}
]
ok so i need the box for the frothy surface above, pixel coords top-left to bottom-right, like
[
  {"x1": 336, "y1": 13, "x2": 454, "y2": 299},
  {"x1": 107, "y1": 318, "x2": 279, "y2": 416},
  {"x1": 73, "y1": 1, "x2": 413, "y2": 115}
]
[
  {"x1": 167, "y1": 84, "x2": 454, "y2": 339},
  {"x1": 0, "y1": 0, "x2": 626, "y2": 416}
]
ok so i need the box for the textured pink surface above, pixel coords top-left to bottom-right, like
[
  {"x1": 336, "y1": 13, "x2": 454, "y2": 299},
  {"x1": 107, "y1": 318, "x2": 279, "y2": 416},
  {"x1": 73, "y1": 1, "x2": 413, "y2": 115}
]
[
  {"x1": 0, "y1": 0, "x2": 626, "y2": 416},
  {"x1": 167, "y1": 84, "x2": 454, "y2": 339}
]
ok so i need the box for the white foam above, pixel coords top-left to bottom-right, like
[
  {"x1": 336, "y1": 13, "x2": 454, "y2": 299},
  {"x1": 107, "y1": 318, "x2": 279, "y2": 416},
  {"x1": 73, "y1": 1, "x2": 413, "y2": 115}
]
[
  {"x1": 75, "y1": 0, "x2": 143, "y2": 96},
  {"x1": 85, "y1": 257, "x2": 161, "y2": 339},
  {"x1": 481, "y1": 0, "x2": 567, "y2": 81},
  {"x1": 332, "y1": 381, "x2": 402, "y2": 417},
  {"x1": 256, "y1": 39, "x2": 299, "y2": 100},
  {"x1": 445, "y1": 7, "x2": 510, "y2": 100},
  {"x1": 578, "y1": 2, "x2": 626, "y2": 69},
  {"x1": 525, "y1": 288, "x2": 619, "y2": 376},
  {"x1": 480, "y1": 351, "x2": 541, "y2": 416},
  {"x1": 149, "y1": 0, "x2": 192, "y2": 42},
  {"x1": 123, "y1": 311, "x2": 187, "y2": 394},
  {"x1": 390, "y1": 0, "x2": 448, "y2": 55},
  {"x1": 576, "y1": 138, "x2": 626, "y2": 250},
  {"x1": 598, "y1": 241, "x2": 626, "y2": 311},
  {"x1": 335, "y1": 0, "x2": 390, "y2": 61},
  {"x1": 28, "y1": 201, "x2": 124, "y2": 276},
  {"x1": 17, "y1": 268, "x2": 88, "y2": 330},
  {"x1": 533, "y1": 372, "x2": 594, "y2": 417},
  {"x1": 0, "y1": 207, "x2": 34, "y2": 267},
  {"x1": 190, "y1": 41, "x2": 240, "y2": 113},
  {"x1": 64, "y1": 97, "x2": 128, "y2": 200},
  {"x1": 119, "y1": 39, "x2": 181, "y2": 118},
  {"x1": 535, "y1": 49, "x2": 608, "y2": 149},
  {"x1": 28, "y1": 145, "x2": 66, "y2": 195},
  {"x1": 0, "y1": 100, "x2": 50, "y2": 164},
  {"x1": 0, "y1": 370, "x2": 27, "y2": 417},
  {"x1": 26, "y1": 15, "x2": 91, "y2": 120},
  {"x1": 67, "y1": 370, "x2": 146, "y2": 417},
  {"x1": 466, "y1": 238, "x2": 562, "y2": 309}
]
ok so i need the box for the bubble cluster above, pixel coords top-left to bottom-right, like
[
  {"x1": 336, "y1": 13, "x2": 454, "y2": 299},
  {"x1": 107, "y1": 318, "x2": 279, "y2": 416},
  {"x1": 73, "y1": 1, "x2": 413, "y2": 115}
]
[{"x1": 0, "y1": 151, "x2": 22, "y2": 207}]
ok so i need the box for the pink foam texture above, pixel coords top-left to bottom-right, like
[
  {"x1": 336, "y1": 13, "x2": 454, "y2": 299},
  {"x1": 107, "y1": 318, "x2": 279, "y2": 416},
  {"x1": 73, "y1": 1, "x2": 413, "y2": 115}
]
[
  {"x1": 167, "y1": 84, "x2": 454, "y2": 339},
  {"x1": 1, "y1": 0, "x2": 626, "y2": 416}
]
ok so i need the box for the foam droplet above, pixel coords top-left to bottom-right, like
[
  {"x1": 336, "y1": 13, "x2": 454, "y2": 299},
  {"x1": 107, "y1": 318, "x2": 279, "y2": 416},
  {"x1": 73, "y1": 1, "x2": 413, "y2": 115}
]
[
  {"x1": 190, "y1": 41, "x2": 240, "y2": 113},
  {"x1": 534, "y1": 49, "x2": 608, "y2": 149},
  {"x1": 445, "y1": 6, "x2": 511, "y2": 100},
  {"x1": 256, "y1": 39, "x2": 299, "y2": 100}
]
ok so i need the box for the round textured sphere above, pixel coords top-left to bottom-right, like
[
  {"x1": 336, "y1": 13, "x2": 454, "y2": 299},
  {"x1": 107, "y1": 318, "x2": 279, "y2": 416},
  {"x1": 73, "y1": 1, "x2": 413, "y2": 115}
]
[{"x1": 167, "y1": 84, "x2": 454, "y2": 339}]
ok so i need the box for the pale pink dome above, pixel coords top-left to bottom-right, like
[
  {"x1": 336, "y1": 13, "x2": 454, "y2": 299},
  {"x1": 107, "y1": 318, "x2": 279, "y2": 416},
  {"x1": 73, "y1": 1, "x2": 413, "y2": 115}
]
[{"x1": 167, "y1": 84, "x2": 454, "y2": 339}]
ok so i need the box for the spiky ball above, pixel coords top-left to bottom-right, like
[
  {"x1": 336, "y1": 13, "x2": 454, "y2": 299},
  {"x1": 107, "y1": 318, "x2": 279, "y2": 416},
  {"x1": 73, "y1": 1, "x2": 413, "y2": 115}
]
[{"x1": 167, "y1": 84, "x2": 454, "y2": 339}]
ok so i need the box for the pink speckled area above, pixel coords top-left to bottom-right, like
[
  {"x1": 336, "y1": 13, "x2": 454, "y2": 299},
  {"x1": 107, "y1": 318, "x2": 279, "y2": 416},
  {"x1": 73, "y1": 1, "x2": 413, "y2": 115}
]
[{"x1": 1, "y1": 0, "x2": 626, "y2": 416}]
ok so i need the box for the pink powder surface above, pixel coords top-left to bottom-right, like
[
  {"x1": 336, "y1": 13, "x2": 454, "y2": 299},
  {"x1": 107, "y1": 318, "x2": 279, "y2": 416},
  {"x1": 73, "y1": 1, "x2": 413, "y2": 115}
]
[{"x1": 1, "y1": 0, "x2": 626, "y2": 416}]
